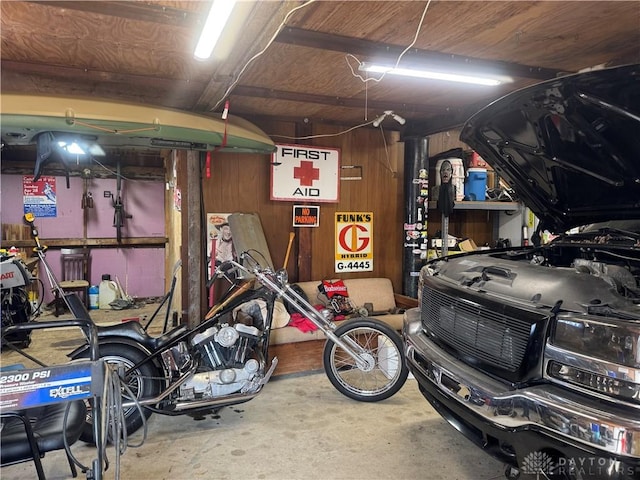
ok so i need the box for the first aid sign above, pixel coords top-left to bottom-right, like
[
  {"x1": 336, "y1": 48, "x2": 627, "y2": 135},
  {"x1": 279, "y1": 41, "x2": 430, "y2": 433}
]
[
  {"x1": 271, "y1": 144, "x2": 340, "y2": 202},
  {"x1": 335, "y1": 212, "x2": 373, "y2": 272}
]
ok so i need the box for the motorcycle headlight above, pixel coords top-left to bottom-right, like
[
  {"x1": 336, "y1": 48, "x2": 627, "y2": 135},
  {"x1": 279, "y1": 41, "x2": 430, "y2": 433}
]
[{"x1": 546, "y1": 313, "x2": 640, "y2": 404}]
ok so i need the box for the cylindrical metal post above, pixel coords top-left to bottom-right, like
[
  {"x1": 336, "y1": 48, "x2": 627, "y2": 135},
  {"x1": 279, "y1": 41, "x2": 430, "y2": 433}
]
[{"x1": 402, "y1": 136, "x2": 429, "y2": 298}]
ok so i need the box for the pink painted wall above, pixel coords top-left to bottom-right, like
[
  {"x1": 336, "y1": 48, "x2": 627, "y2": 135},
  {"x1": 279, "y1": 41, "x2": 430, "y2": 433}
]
[{"x1": 1, "y1": 173, "x2": 166, "y2": 303}]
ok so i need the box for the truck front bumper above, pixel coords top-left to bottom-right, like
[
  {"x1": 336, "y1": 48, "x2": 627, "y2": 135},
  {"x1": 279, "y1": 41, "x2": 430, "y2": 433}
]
[{"x1": 404, "y1": 311, "x2": 640, "y2": 479}]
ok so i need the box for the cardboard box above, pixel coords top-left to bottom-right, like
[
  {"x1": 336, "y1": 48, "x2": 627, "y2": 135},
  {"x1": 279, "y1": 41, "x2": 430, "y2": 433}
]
[
  {"x1": 458, "y1": 238, "x2": 478, "y2": 252},
  {"x1": 431, "y1": 235, "x2": 458, "y2": 248}
]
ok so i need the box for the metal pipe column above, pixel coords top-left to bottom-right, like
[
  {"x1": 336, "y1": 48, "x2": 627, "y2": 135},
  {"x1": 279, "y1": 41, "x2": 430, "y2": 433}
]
[{"x1": 402, "y1": 136, "x2": 429, "y2": 298}]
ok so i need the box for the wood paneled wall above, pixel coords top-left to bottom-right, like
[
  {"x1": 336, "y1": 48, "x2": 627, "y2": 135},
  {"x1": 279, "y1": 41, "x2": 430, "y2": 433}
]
[
  {"x1": 202, "y1": 120, "x2": 407, "y2": 292},
  {"x1": 200, "y1": 123, "x2": 501, "y2": 293}
]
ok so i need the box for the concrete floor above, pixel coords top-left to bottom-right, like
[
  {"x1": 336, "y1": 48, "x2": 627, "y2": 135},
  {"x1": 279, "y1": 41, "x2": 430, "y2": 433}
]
[{"x1": 2, "y1": 302, "x2": 507, "y2": 480}]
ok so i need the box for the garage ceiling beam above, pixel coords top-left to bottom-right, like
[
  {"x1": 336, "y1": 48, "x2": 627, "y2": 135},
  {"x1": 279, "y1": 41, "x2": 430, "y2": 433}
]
[
  {"x1": 2, "y1": 59, "x2": 455, "y2": 124},
  {"x1": 29, "y1": 1, "x2": 199, "y2": 27},
  {"x1": 193, "y1": 1, "x2": 303, "y2": 112},
  {"x1": 231, "y1": 85, "x2": 450, "y2": 115},
  {"x1": 276, "y1": 27, "x2": 567, "y2": 81},
  {"x1": 1, "y1": 61, "x2": 206, "y2": 92},
  {"x1": 1, "y1": 59, "x2": 469, "y2": 131},
  {"x1": 0, "y1": 61, "x2": 204, "y2": 109},
  {"x1": 403, "y1": 99, "x2": 490, "y2": 137}
]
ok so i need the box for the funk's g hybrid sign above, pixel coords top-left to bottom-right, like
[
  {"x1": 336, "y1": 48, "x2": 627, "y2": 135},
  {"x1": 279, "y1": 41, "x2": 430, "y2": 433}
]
[
  {"x1": 335, "y1": 212, "x2": 373, "y2": 272},
  {"x1": 271, "y1": 144, "x2": 340, "y2": 202}
]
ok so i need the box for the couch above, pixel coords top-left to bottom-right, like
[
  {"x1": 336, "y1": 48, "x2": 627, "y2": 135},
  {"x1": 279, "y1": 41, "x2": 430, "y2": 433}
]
[{"x1": 268, "y1": 278, "x2": 417, "y2": 345}]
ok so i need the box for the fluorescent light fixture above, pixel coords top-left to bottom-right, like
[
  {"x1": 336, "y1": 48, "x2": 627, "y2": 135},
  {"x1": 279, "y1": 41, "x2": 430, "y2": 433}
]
[
  {"x1": 88, "y1": 144, "x2": 106, "y2": 156},
  {"x1": 360, "y1": 63, "x2": 508, "y2": 86},
  {"x1": 194, "y1": 0, "x2": 237, "y2": 61},
  {"x1": 57, "y1": 139, "x2": 105, "y2": 156},
  {"x1": 58, "y1": 141, "x2": 85, "y2": 155}
]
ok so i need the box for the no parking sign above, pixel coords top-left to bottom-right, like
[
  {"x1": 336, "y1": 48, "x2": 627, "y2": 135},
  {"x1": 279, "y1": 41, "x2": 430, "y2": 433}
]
[{"x1": 335, "y1": 212, "x2": 373, "y2": 273}]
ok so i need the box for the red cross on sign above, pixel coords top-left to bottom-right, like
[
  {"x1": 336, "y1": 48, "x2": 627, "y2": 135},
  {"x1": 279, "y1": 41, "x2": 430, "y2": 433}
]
[{"x1": 293, "y1": 161, "x2": 320, "y2": 186}]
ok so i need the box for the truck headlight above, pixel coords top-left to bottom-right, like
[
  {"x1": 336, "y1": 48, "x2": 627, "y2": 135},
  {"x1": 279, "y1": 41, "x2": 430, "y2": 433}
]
[{"x1": 546, "y1": 314, "x2": 640, "y2": 404}]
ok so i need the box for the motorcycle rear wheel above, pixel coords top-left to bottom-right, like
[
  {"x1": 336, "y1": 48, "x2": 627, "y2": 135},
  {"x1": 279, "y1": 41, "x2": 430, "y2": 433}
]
[
  {"x1": 77, "y1": 343, "x2": 160, "y2": 443},
  {"x1": 322, "y1": 318, "x2": 408, "y2": 402}
]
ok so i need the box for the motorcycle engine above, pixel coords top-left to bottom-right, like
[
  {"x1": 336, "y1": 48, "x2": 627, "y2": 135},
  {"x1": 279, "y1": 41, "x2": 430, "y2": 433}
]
[{"x1": 179, "y1": 323, "x2": 262, "y2": 399}]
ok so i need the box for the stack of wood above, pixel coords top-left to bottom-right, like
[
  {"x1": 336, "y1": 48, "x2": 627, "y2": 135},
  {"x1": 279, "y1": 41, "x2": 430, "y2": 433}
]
[
  {"x1": 1, "y1": 224, "x2": 33, "y2": 260},
  {"x1": 2, "y1": 223, "x2": 31, "y2": 243}
]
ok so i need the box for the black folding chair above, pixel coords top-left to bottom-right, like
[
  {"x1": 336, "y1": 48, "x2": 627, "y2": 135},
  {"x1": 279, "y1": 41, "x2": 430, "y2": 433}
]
[
  {"x1": 1, "y1": 319, "x2": 106, "y2": 480},
  {"x1": 1, "y1": 401, "x2": 87, "y2": 479}
]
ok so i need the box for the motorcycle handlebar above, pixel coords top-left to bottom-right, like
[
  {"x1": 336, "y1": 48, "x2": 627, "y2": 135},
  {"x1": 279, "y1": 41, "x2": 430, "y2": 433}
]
[
  {"x1": 214, "y1": 257, "x2": 277, "y2": 283},
  {"x1": 207, "y1": 253, "x2": 278, "y2": 290},
  {"x1": 219, "y1": 259, "x2": 267, "y2": 277}
]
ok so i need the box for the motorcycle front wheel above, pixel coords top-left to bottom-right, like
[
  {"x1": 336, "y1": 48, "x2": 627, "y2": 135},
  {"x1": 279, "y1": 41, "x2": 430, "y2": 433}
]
[
  {"x1": 75, "y1": 343, "x2": 161, "y2": 443},
  {"x1": 322, "y1": 318, "x2": 408, "y2": 402}
]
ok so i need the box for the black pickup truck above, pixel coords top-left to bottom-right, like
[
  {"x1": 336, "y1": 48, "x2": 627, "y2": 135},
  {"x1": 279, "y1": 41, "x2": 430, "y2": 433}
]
[{"x1": 404, "y1": 65, "x2": 640, "y2": 480}]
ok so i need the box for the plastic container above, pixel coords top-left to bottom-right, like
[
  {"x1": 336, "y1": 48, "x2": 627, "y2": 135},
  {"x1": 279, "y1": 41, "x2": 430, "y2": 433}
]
[
  {"x1": 468, "y1": 151, "x2": 487, "y2": 168},
  {"x1": 434, "y1": 158, "x2": 465, "y2": 202},
  {"x1": 465, "y1": 168, "x2": 487, "y2": 201},
  {"x1": 98, "y1": 274, "x2": 119, "y2": 310},
  {"x1": 88, "y1": 285, "x2": 99, "y2": 310},
  {"x1": 29, "y1": 290, "x2": 40, "y2": 315}
]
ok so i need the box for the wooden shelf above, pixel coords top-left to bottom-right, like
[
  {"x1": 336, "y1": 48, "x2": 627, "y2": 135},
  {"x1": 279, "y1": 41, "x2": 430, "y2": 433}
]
[
  {"x1": 5, "y1": 237, "x2": 168, "y2": 249},
  {"x1": 428, "y1": 201, "x2": 521, "y2": 211}
]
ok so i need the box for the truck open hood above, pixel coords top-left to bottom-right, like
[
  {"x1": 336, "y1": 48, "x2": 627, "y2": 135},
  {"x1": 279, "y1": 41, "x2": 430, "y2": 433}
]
[{"x1": 460, "y1": 64, "x2": 640, "y2": 234}]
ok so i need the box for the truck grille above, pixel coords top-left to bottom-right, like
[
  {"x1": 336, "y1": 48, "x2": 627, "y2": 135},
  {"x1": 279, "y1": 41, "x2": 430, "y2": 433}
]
[{"x1": 421, "y1": 287, "x2": 533, "y2": 372}]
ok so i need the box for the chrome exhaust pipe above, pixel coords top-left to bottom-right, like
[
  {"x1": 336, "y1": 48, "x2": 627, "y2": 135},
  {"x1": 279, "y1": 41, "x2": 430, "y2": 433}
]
[
  {"x1": 173, "y1": 356, "x2": 277, "y2": 411},
  {"x1": 173, "y1": 390, "x2": 262, "y2": 411},
  {"x1": 121, "y1": 358, "x2": 278, "y2": 411}
]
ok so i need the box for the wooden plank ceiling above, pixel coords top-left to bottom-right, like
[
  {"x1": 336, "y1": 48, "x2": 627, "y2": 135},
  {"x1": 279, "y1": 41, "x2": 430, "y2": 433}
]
[{"x1": 2, "y1": 0, "x2": 639, "y2": 138}]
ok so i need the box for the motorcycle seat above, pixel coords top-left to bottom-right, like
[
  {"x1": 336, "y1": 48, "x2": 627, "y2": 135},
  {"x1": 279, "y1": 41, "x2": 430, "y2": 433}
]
[
  {"x1": 149, "y1": 325, "x2": 189, "y2": 350},
  {"x1": 97, "y1": 321, "x2": 188, "y2": 351}
]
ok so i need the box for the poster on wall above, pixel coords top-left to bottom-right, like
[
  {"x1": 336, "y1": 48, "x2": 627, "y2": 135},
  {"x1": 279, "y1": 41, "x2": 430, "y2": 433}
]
[
  {"x1": 270, "y1": 144, "x2": 340, "y2": 203},
  {"x1": 207, "y1": 213, "x2": 236, "y2": 275},
  {"x1": 23, "y1": 175, "x2": 57, "y2": 217},
  {"x1": 173, "y1": 187, "x2": 181, "y2": 212},
  {"x1": 335, "y1": 212, "x2": 373, "y2": 273}
]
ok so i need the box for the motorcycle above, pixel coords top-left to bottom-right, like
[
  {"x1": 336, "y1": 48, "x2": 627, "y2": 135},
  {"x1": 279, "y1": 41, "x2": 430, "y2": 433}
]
[
  {"x1": 21, "y1": 214, "x2": 409, "y2": 442},
  {"x1": 0, "y1": 252, "x2": 37, "y2": 349}
]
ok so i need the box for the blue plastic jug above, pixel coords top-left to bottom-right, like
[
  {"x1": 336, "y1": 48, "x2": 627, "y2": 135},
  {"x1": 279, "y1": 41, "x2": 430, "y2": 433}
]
[{"x1": 89, "y1": 285, "x2": 99, "y2": 310}]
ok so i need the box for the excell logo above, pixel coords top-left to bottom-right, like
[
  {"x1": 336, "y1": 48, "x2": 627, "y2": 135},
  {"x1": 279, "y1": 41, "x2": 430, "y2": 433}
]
[{"x1": 50, "y1": 385, "x2": 88, "y2": 399}]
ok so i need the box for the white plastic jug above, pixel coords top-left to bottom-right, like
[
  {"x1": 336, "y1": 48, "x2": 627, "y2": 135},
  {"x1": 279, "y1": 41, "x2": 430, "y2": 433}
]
[{"x1": 99, "y1": 275, "x2": 119, "y2": 309}]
